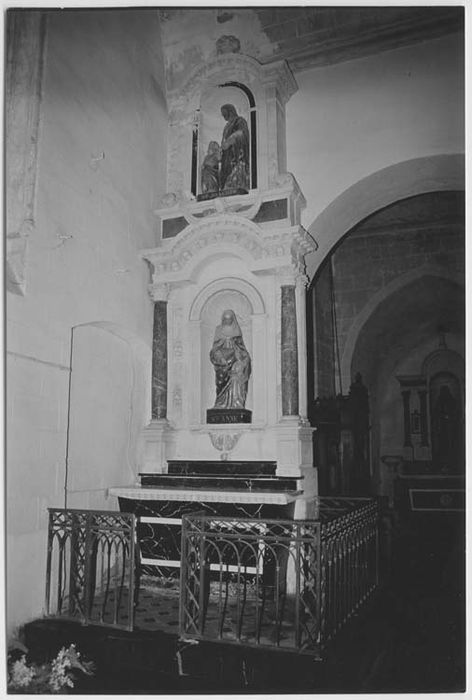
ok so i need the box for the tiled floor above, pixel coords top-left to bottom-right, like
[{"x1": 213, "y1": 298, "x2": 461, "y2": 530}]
[{"x1": 88, "y1": 579, "x2": 316, "y2": 651}]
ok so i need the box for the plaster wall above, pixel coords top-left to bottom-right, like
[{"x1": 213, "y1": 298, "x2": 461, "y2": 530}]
[
  {"x1": 288, "y1": 33, "x2": 464, "y2": 233},
  {"x1": 6, "y1": 9, "x2": 167, "y2": 634}
]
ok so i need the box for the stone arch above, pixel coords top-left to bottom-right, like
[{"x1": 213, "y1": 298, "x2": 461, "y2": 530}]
[
  {"x1": 306, "y1": 154, "x2": 464, "y2": 281},
  {"x1": 178, "y1": 241, "x2": 263, "y2": 282},
  {"x1": 422, "y1": 347, "x2": 464, "y2": 381},
  {"x1": 189, "y1": 277, "x2": 266, "y2": 321},
  {"x1": 177, "y1": 53, "x2": 296, "y2": 109},
  {"x1": 340, "y1": 266, "x2": 464, "y2": 391}
]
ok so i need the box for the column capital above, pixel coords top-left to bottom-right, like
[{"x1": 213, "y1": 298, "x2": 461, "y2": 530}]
[
  {"x1": 277, "y1": 266, "x2": 309, "y2": 289},
  {"x1": 149, "y1": 282, "x2": 170, "y2": 302},
  {"x1": 277, "y1": 266, "x2": 297, "y2": 287}
]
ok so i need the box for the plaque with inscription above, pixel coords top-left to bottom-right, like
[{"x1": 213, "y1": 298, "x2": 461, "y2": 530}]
[{"x1": 206, "y1": 407, "x2": 252, "y2": 424}]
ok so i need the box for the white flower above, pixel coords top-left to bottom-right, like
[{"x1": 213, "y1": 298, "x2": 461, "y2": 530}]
[{"x1": 10, "y1": 655, "x2": 35, "y2": 688}]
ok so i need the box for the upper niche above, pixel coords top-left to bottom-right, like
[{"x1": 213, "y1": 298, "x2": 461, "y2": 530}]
[
  {"x1": 165, "y1": 53, "x2": 297, "y2": 200},
  {"x1": 193, "y1": 82, "x2": 257, "y2": 200}
]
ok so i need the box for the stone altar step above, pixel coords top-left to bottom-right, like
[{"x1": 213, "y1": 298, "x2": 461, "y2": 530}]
[
  {"x1": 138, "y1": 473, "x2": 301, "y2": 492},
  {"x1": 165, "y1": 460, "x2": 277, "y2": 477}
]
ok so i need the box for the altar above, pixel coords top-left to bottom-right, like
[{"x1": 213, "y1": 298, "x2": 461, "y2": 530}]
[{"x1": 111, "y1": 50, "x2": 318, "y2": 574}]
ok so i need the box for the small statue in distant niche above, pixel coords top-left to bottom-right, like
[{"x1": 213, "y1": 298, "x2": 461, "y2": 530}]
[
  {"x1": 210, "y1": 309, "x2": 251, "y2": 409},
  {"x1": 220, "y1": 104, "x2": 250, "y2": 192},
  {"x1": 201, "y1": 141, "x2": 221, "y2": 195}
]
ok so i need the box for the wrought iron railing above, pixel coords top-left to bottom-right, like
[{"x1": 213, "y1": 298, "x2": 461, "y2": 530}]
[
  {"x1": 318, "y1": 498, "x2": 379, "y2": 645},
  {"x1": 45, "y1": 508, "x2": 137, "y2": 631},
  {"x1": 179, "y1": 498, "x2": 378, "y2": 655}
]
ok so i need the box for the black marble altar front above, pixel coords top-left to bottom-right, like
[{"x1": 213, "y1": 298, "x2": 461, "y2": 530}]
[
  {"x1": 118, "y1": 497, "x2": 294, "y2": 578},
  {"x1": 117, "y1": 459, "x2": 300, "y2": 578}
]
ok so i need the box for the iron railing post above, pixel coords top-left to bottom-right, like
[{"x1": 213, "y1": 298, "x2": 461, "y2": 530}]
[
  {"x1": 198, "y1": 515, "x2": 207, "y2": 636},
  {"x1": 44, "y1": 509, "x2": 54, "y2": 616},
  {"x1": 315, "y1": 521, "x2": 322, "y2": 654},
  {"x1": 68, "y1": 511, "x2": 78, "y2": 618},
  {"x1": 179, "y1": 514, "x2": 189, "y2": 634},
  {"x1": 83, "y1": 511, "x2": 92, "y2": 625},
  {"x1": 294, "y1": 524, "x2": 301, "y2": 649},
  {"x1": 128, "y1": 515, "x2": 136, "y2": 632}
]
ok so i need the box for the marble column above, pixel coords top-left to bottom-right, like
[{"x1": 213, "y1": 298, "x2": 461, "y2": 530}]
[
  {"x1": 418, "y1": 389, "x2": 429, "y2": 446},
  {"x1": 281, "y1": 285, "x2": 299, "y2": 416},
  {"x1": 401, "y1": 390, "x2": 412, "y2": 447},
  {"x1": 152, "y1": 301, "x2": 168, "y2": 420}
]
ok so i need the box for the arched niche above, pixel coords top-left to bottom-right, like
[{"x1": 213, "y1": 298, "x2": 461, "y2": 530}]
[
  {"x1": 188, "y1": 278, "x2": 266, "y2": 425},
  {"x1": 193, "y1": 81, "x2": 257, "y2": 197},
  {"x1": 422, "y1": 347, "x2": 464, "y2": 385},
  {"x1": 166, "y1": 53, "x2": 297, "y2": 197},
  {"x1": 422, "y1": 347, "x2": 465, "y2": 471}
]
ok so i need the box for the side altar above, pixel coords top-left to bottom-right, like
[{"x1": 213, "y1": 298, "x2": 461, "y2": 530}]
[{"x1": 110, "y1": 51, "x2": 318, "y2": 575}]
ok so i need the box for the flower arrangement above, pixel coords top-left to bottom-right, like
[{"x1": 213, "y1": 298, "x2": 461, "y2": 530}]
[{"x1": 8, "y1": 642, "x2": 95, "y2": 693}]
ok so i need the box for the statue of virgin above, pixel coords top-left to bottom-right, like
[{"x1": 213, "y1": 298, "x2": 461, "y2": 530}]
[{"x1": 209, "y1": 309, "x2": 251, "y2": 409}]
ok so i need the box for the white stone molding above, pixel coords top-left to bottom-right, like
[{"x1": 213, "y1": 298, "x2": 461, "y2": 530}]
[
  {"x1": 187, "y1": 319, "x2": 202, "y2": 425},
  {"x1": 208, "y1": 430, "x2": 243, "y2": 459},
  {"x1": 168, "y1": 303, "x2": 184, "y2": 424},
  {"x1": 140, "y1": 419, "x2": 176, "y2": 473},
  {"x1": 143, "y1": 219, "x2": 317, "y2": 288},
  {"x1": 275, "y1": 281, "x2": 282, "y2": 418},
  {"x1": 179, "y1": 194, "x2": 264, "y2": 223},
  {"x1": 110, "y1": 486, "x2": 298, "y2": 505},
  {"x1": 260, "y1": 60, "x2": 298, "y2": 105},
  {"x1": 154, "y1": 176, "x2": 308, "y2": 227},
  {"x1": 174, "y1": 54, "x2": 297, "y2": 109}
]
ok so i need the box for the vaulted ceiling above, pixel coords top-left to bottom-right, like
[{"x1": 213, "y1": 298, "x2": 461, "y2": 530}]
[
  {"x1": 158, "y1": 6, "x2": 463, "y2": 80},
  {"x1": 251, "y1": 6, "x2": 463, "y2": 71}
]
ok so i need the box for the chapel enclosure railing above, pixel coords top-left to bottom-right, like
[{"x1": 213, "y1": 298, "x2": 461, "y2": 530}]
[
  {"x1": 179, "y1": 498, "x2": 378, "y2": 655},
  {"x1": 318, "y1": 497, "x2": 379, "y2": 645},
  {"x1": 45, "y1": 508, "x2": 137, "y2": 631}
]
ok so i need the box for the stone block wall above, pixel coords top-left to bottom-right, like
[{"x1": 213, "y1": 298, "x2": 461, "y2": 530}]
[
  {"x1": 332, "y1": 192, "x2": 465, "y2": 365},
  {"x1": 312, "y1": 258, "x2": 336, "y2": 398}
]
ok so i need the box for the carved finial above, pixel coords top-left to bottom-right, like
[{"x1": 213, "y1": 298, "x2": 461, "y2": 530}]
[{"x1": 216, "y1": 35, "x2": 241, "y2": 55}]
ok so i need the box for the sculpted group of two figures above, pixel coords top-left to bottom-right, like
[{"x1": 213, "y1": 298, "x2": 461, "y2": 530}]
[
  {"x1": 201, "y1": 104, "x2": 250, "y2": 196},
  {"x1": 210, "y1": 310, "x2": 251, "y2": 410}
]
